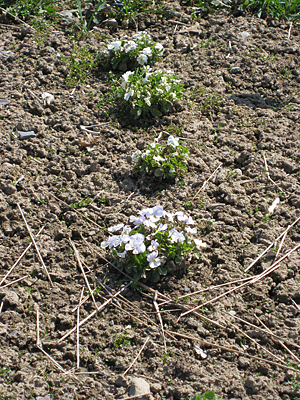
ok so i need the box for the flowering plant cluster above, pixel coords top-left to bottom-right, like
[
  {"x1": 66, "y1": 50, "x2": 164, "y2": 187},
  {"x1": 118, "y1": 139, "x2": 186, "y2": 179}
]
[
  {"x1": 101, "y1": 206, "x2": 207, "y2": 282},
  {"x1": 97, "y1": 31, "x2": 164, "y2": 71},
  {"x1": 115, "y1": 66, "x2": 183, "y2": 118},
  {"x1": 132, "y1": 135, "x2": 190, "y2": 179}
]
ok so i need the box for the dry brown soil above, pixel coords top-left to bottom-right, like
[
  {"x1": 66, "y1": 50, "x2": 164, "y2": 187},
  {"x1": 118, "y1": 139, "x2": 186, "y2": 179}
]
[{"x1": 1, "y1": 2, "x2": 300, "y2": 400}]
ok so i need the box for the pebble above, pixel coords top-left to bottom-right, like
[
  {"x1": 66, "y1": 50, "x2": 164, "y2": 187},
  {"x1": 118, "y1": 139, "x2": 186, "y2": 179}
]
[{"x1": 129, "y1": 377, "x2": 151, "y2": 398}]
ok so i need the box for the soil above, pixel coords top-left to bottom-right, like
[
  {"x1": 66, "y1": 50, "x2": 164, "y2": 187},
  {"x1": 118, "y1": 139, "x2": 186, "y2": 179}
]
[{"x1": 1, "y1": 2, "x2": 300, "y2": 399}]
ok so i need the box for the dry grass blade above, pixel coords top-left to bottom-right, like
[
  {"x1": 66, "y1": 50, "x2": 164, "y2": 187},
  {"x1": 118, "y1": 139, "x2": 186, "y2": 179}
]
[
  {"x1": 0, "y1": 225, "x2": 45, "y2": 286},
  {"x1": 0, "y1": 275, "x2": 29, "y2": 289},
  {"x1": 0, "y1": 301, "x2": 3, "y2": 317},
  {"x1": 166, "y1": 330, "x2": 299, "y2": 372},
  {"x1": 77, "y1": 287, "x2": 85, "y2": 370},
  {"x1": 245, "y1": 215, "x2": 300, "y2": 272},
  {"x1": 17, "y1": 204, "x2": 53, "y2": 287},
  {"x1": 36, "y1": 308, "x2": 40, "y2": 347},
  {"x1": 255, "y1": 314, "x2": 300, "y2": 363},
  {"x1": 153, "y1": 291, "x2": 167, "y2": 352},
  {"x1": 291, "y1": 299, "x2": 300, "y2": 312},
  {"x1": 288, "y1": 21, "x2": 293, "y2": 40},
  {"x1": 70, "y1": 239, "x2": 98, "y2": 310},
  {"x1": 58, "y1": 283, "x2": 131, "y2": 343},
  {"x1": 46, "y1": 190, "x2": 104, "y2": 232},
  {"x1": 231, "y1": 314, "x2": 300, "y2": 350},
  {"x1": 80, "y1": 122, "x2": 110, "y2": 135},
  {"x1": 262, "y1": 151, "x2": 283, "y2": 193},
  {"x1": 123, "y1": 336, "x2": 150, "y2": 376},
  {"x1": 0, "y1": 7, "x2": 35, "y2": 31},
  {"x1": 192, "y1": 163, "x2": 222, "y2": 200}
]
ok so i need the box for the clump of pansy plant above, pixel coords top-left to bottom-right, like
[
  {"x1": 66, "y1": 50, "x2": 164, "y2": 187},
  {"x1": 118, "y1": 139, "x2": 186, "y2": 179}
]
[
  {"x1": 101, "y1": 206, "x2": 207, "y2": 282},
  {"x1": 132, "y1": 135, "x2": 190, "y2": 179},
  {"x1": 114, "y1": 66, "x2": 183, "y2": 118},
  {"x1": 97, "y1": 31, "x2": 164, "y2": 71}
]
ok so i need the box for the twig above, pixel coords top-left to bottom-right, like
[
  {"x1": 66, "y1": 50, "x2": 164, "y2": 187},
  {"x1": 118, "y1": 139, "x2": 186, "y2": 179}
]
[
  {"x1": 262, "y1": 152, "x2": 283, "y2": 193},
  {"x1": 255, "y1": 314, "x2": 300, "y2": 363},
  {"x1": 70, "y1": 240, "x2": 98, "y2": 310},
  {"x1": 0, "y1": 225, "x2": 45, "y2": 286},
  {"x1": 288, "y1": 22, "x2": 293, "y2": 40},
  {"x1": 17, "y1": 204, "x2": 53, "y2": 287},
  {"x1": 166, "y1": 330, "x2": 299, "y2": 372},
  {"x1": 80, "y1": 122, "x2": 110, "y2": 135},
  {"x1": 0, "y1": 275, "x2": 29, "y2": 289},
  {"x1": 0, "y1": 7, "x2": 35, "y2": 31},
  {"x1": 123, "y1": 336, "x2": 150, "y2": 376},
  {"x1": 0, "y1": 23, "x2": 22, "y2": 30},
  {"x1": 153, "y1": 291, "x2": 167, "y2": 352},
  {"x1": 58, "y1": 283, "x2": 131, "y2": 343},
  {"x1": 77, "y1": 287, "x2": 84, "y2": 370},
  {"x1": 245, "y1": 215, "x2": 300, "y2": 272},
  {"x1": 192, "y1": 163, "x2": 222, "y2": 200}
]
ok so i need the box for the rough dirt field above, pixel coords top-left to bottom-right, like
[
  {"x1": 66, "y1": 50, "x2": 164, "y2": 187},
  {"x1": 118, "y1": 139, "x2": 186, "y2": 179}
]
[{"x1": 1, "y1": 2, "x2": 300, "y2": 399}]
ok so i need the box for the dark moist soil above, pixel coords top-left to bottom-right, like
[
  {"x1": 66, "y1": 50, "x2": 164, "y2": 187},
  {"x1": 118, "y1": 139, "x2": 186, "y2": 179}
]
[{"x1": 1, "y1": 2, "x2": 300, "y2": 400}]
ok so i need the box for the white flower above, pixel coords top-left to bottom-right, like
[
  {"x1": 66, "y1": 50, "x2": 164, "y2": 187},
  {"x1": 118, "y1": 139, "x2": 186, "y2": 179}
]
[
  {"x1": 124, "y1": 40, "x2": 137, "y2": 53},
  {"x1": 185, "y1": 216, "x2": 195, "y2": 225},
  {"x1": 122, "y1": 225, "x2": 132, "y2": 234},
  {"x1": 185, "y1": 226, "x2": 197, "y2": 234},
  {"x1": 155, "y1": 223, "x2": 168, "y2": 234},
  {"x1": 146, "y1": 205, "x2": 164, "y2": 222},
  {"x1": 194, "y1": 239, "x2": 207, "y2": 249},
  {"x1": 120, "y1": 234, "x2": 130, "y2": 243},
  {"x1": 125, "y1": 233, "x2": 146, "y2": 254},
  {"x1": 148, "y1": 239, "x2": 159, "y2": 252},
  {"x1": 144, "y1": 219, "x2": 157, "y2": 230},
  {"x1": 169, "y1": 228, "x2": 185, "y2": 243},
  {"x1": 108, "y1": 223, "x2": 124, "y2": 232},
  {"x1": 144, "y1": 97, "x2": 151, "y2": 106},
  {"x1": 107, "y1": 40, "x2": 122, "y2": 51},
  {"x1": 117, "y1": 251, "x2": 127, "y2": 258},
  {"x1": 137, "y1": 54, "x2": 148, "y2": 65},
  {"x1": 168, "y1": 136, "x2": 180, "y2": 148},
  {"x1": 124, "y1": 88, "x2": 134, "y2": 101},
  {"x1": 142, "y1": 47, "x2": 152, "y2": 57},
  {"x1": 153, "y1": 155, "x2": 165, "y2": 163},
  {"x1": 169, "y1": 168, "x2": 175, "y2": 174},
  {"x1": 155, "y1": 43, "x2": 164, "y2": 54},
  {"x1": 121, "y1": 71, "x2": 134, "y2": 88},
  {"x1": 175, "y1": 211, "x2": 188, "y2": 222},
  {"x1": 141, "y1": 150, "x2": 150, "y2": 158},
  {"x1": 132, "y1": 150, "x2": 142, "y2": 162},
  {"x1": 147, "y1": 250, "x2": 164, "y2": 269},
  {"x1": 101, "y1": 235, "x2": 121, "y2": 249},
  {"x1": 165, "y1": 212, "x2": 175, "y2": 222}
]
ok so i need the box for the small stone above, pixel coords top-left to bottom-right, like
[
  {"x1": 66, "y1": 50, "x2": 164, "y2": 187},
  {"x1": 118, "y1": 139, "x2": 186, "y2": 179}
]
[
  {"x1": 231, "y1": 67, "x2": 240, "y2": 74},
  {"x1": 239, "y1": 31, "x2": 250, "y2": 40},
  {"x1": 115, "y1": 375, "x2": 128, "y2": 387},
  {"x1": 129, "y1": 377, "x2": 151, "y2": 398}
]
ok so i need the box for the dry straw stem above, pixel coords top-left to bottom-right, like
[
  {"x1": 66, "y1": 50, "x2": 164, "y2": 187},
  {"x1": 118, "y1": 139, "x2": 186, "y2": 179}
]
[
  {"x1": 262, "y1": 151, "x2": 284, "y2": 193},
  {"x1": 0, "y1": 301, "x2": 3, "y2": 317},
  {"x1": 117, "y1": 394, "x2": 152, "y2": 400},
  {"x1": 77, "y1": 287, "x2": 85, "y2": 370},
  {"x1": 255, "y1": 314, "x2": 300, "y2": 364},
  {"x1": 230, "y1": 322, "x2": 286, "y2": 365},
  {"x1": 0, "y1": 275, "x2": 29, "y2": 289},
  {"x1": 291, "y1": 299, "x2": 300, "y2": 312},
  {"x1": 245, "y1": 214, "x2": 300, "y2": 272},
  {"x1": 69, "y1": 239, "x2": 98, "y2": 310},
  {"x1": 231, "y1": 314, "x2": 300, "y2": 351},
  {"x1": 0, "y1": 7, "x2": 35, "y2": 31},
  {"x1": 179, "y1": 242, "x2": 300, "y2": 320},
  {"x1": 80, "y1": 122, "x2": 110, "y2": 135},
  {"x1": 58, "y1": 283, "x2": 131, "y2": 343},
  {"x1": 17, "y1": 204, "x2": 54, "y2": 287},
  {"x1": 0, "y1": 225, "x2": 45, "y2": 286},
  {"x1": 46, "y1": 190, "x2": 104, "y2": 233},
  {"x1": 153, "y1": 291, "x2": 167, "y2": 352},
  {"x1": 288, "y1": 21, "x2": 293, "y2": 40},
  {"x1": 36, "y1": 308, "x2": 40, "y2": 347},
  {"x1": 192, "y1": 163, "x2": 222, "y2": 200},
  {"x1": 123, "y1": 336, "x2": 150, "y2": 376},
  {"x1": 166, "y1": 330, "x2": 300, "y2": 373},
  {"x1": 158, "y1": 276, "x2": 253, "y2": 307}
]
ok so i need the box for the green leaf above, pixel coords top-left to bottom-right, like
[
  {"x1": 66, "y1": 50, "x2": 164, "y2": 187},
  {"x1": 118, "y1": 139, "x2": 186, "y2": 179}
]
[
  {"x1": 150, "y1": 108, "x2": 162, "y2": 117},
  {"x1": 154, "y1": 168, "x2": 164, "y2": 177},
  {"x1": 203, "y1": 392, "x2": 217, "y2": 400}
]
